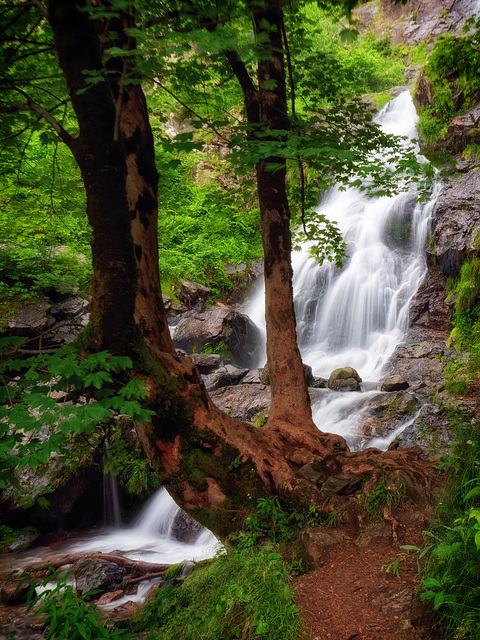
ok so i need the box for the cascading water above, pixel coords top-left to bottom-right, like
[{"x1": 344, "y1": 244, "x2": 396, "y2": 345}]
[{"x1": 245, "y1": 90, "x2": 437, "y2": 449}]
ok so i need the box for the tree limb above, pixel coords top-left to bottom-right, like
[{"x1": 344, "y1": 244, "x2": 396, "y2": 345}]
[
  {"x1": 30, "y1": 0, "x2": 48, "y2": 18},
  {"x1": 0, "y1": 87, "x2": 76, "y2": 149}
]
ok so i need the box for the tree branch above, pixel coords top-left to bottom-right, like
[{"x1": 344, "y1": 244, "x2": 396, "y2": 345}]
[
  {"x1": 30, "y1": 0, "x2": 48, "y2": 18},
  {"x1": 0, "y1": 87, "x2": 76, "y2": 149}
]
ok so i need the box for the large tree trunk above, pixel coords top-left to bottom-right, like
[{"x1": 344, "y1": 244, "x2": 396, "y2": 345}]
[{"x1": 47, "y1": 0, "x2": 438, "y2": 539}]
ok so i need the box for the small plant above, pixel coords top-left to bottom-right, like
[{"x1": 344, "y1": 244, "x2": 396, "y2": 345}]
[
  {"x1": 361, "y1": 478, "x2": 405, "y2": 521},
  {"x1": 202, "y1": 341, "x2": 230, "y2": 359},
  {"x1": 26, "y1": 572, "x2": 128, "y2": 640}
]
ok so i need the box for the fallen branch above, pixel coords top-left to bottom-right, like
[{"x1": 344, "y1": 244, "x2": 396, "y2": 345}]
[{"x1": 33, "y1": 552, "x2": 170, "y2": 576}]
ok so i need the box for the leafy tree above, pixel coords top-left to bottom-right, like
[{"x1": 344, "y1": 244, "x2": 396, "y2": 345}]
[{"x1": 0, "y1": 0, "x2": 434, "y2": 536}]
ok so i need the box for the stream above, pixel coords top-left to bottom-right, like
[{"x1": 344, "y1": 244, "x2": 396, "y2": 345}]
[{"x1": 4, "y1": 91, "x2": 436, "y2": 612}]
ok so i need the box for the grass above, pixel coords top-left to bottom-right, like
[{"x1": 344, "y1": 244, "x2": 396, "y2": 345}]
[{"x1": 131, "y1": 544, "x2": 301, "y2": 640}]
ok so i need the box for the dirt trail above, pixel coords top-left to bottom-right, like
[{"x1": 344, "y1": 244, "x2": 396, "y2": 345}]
[{"x1": 295, "y1": 508, "x2": 437, "y2": 640}]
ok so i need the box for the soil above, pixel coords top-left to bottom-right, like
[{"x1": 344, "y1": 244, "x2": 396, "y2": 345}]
[{"x1": 294, "y1": 507, "x2": 438, "y2": 640}]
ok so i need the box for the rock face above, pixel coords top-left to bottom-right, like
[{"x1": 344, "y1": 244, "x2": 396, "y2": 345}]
[
  {"x1": 371, "y1": 0, "x2": 476, "y2": 46},
  {"x1": 430, "y1": 169, "x2": 480, "y2": 277},
  {"x1": 7, "y1": 296, "x2": 90, "y2": 345},
  {"x1": 173, "y1": 307, "x2": 262, "y2": 368},
  {"x1": 74, "y1": 557, "x2": 129, "y2": 600}
]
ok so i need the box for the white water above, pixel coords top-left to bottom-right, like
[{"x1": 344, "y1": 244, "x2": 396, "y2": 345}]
[{"x1": 245, "y1": 91, "x2": 436, "y2": 449}]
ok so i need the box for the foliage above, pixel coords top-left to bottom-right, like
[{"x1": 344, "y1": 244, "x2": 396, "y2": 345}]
[
  {"x1": 26, "y1": 572, "x2": 129, "y2": 640},
  {"x1": 133, "y1": 545, "x2": 300, "y2": 640},
  {"x1": 425, "y1": 17, "x2": 480, "y2": 117},
  {"x1": 0, "y1": 524, "x2": 36, "y2": 552},
  {"x1": 0, "y1": 338, "x2": 154, "y2": 490},
  {"x1": 103, "y1": 425, "x2": 160, "y2": 498},
  {"x1": 360, "y1": 478, "x2": 405, "y2": 521},
  {"x1": 417, "y1": 16, "x2": 480, "y2": 151},
  {"x1": 419, "y1": 417, "x2": 480, "y2": 639}
]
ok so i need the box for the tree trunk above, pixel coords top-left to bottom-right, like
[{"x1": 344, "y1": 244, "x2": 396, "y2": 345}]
[{"x1": 46, "y1": 0, "x2": 438, "y2": 540}]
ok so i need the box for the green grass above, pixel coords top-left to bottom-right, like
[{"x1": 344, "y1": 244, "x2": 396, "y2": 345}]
[{"x1": 132, "y1": 545, "x2": 301, "y2": 640}]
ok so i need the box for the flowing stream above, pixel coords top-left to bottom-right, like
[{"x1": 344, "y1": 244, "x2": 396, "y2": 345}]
[
  {"x1": 245, "y1": 90, "x2": 436, "y2": 450},
  {"x1": 4, "y1": 92, "x2": 434, "y2": 611}
]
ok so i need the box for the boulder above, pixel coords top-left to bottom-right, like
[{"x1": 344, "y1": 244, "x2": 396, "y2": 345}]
[
  {"x1": 171, "y1": 510, "x2": 203, "y2": 543},
  {"x1": 174, "y1": 279, "x2": 211, "y2": 310},
  {"x1": 190, "y1": 353, "x2": 222, "y2": 373},
  {"x1": 202, "y1": 364, "x2": 248, "y2": 392},
  {"x1": 328, "y1": 367, "x2": 362, "y2": 391},
  {"x1": 210, "y1": 383, "x2": 271, "y2": 422},
  {"x1": 8, "y1": 530, "x2": 40, "y2": 552},
  {"x1": 8, "y1": 300, "x2": 52, "y2": 335},
  {"x1": 74, "y1": 557, "x2": 129, "y2": 600},
  {"x1": 381, "y1": 375, "x2": 409, "y2": 392},
  {"x1": 173, "y1": 307, "x2": 262, "y2": 368}
]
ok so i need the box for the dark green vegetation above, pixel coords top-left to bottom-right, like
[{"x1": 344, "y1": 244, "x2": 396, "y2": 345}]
[
  {"x1": 417, "y1": 412, "x2": 480, "y2": 640},
  {"x1": 131, "y1": 545, "x2": 300, "y2": 640},
  {"x1": 0, "y1": 3, "x2": 409, "y2": 315},
  {"x1": 417, "y1": 15, "x2": 480, "y2": 155}
]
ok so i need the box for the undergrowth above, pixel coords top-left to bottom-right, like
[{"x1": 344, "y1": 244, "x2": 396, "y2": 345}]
[
  {"x1": 131, "y1": 545, "x2": 301, "y2": 640},
  {"x1": 419, "y1": 417, "x2": 480, "y2": 639}
]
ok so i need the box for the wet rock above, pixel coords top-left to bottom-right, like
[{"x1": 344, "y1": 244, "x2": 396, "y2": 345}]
[
  {"x1": 310, "y1": 376, "x2": 328, "y2": 389},
  {"x1": 381, "y1": 375, "x2": 409, "y2": 392},
  {"x1": 376, "y1": 0, "x2": 473, "y2": 46},
  {"x1": 173, "y1": 307, "x2": 262, "y2": 368},
  {"x1": 96, "y1": 590, "x2": 124, "y2": 605},
  {"x1": 361, "y1": 392, "x2": 419, "y2": 440},
  {"x1": 328, "y1": 367, "x2": 362, "y2": 392},
  {"x1": 171, "y1": 510, "x2": 203, "y2": 543},
  {"x1": 162, "y1": 294, "x2": 187, "y2": 317},
  {"x1": 74, "y1": 557, "x2": 129, "y2": 600},
  {"x1": 202, "y1": 364, "x2": 249, "y2": 392},
  {"x1": 113, "y1": 600, "x2": 139, "y2": 618},
  {"x1": 190, "y1": 353, "x2": 222, "y2": 373},
  {"x1": 259, "y1": 362, "x2": 314, "y2": 386},
  {"x1": 8, "y1": 531, "x2": 40, "y2": 553},
  {"x1": 0, "y1": 581, "x2": 35, "y2": 606},
  {"x1": 240, "y1": 369, "x2": 262, "y2": 384}
]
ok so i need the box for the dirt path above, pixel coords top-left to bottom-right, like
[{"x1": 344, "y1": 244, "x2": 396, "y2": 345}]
[{"x1": 294, "y1": 508, "x2": 436, "y2": 640}]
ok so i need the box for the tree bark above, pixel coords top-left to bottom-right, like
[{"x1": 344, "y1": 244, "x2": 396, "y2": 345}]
[{"x1": 45, "y1": 0, "x2": 438, "y2": 540}]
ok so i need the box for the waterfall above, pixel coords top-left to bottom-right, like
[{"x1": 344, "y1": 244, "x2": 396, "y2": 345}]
[{"x1": 245, "y1": 91, "x2": 436, "y2": 449}]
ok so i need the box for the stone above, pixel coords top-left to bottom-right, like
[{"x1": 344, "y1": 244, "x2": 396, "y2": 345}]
[
  {"x1": 431, "y1": 169, "x2": 480, "y2": 277},
  {"x1": 190, "y1": 353, "x2": 222, "y2": 373},
  {"x1": 173, "y1": 307, "x2": 262, "y2": 368},
  {"x1": 73, "y1": 557, "x2": 129, "y2": 600},
  {"x1": 371, "y1": 586, "x2": 413, "y2": 615},
  {"x1": 174, "y1": 279, "x2": 211, "y2": 309},
  {"x1": 381, "y1": 375, "x2": 409, "y2": 392},
  {"x1": 96, "y1": 590, "x2": 124, "y2": 605},
  {"x1": 8, "y1": 530, "x2": 40, "y2": 552},
  {"x1": 8, "y1": 300, "x2": 51, "y2": 334},
  {"x1": 328, "y1": 367, "x2": 362, "y2": 391},
  {"x1": 113, "y1": 600, "x2": 139, "y2": 618},
  {"x1": 321, "y1": 473, "x2": 365, "y2": 495},
  {"x1": 0, "y1": 581, "x2": 34, "y2": 605},
  {"x1": 301, "y1": 526, "x2": 347, "y2": 567},
  {"x1": 355, "y1": 522, "x2": 392, "y2": 548},
  {"x1": 210, "y1": 383, "x2": 271, "y2": 422},
  {"x1": 171, "y1": 510, "x2": 203, "y2": 543},
  {"x1": 202, "y1": 364, "x2": 248, "y2": 392}
]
